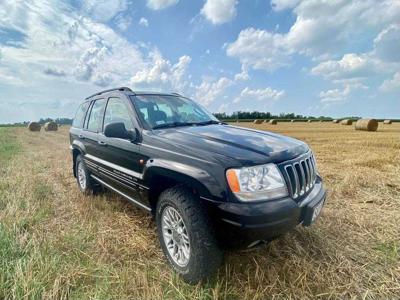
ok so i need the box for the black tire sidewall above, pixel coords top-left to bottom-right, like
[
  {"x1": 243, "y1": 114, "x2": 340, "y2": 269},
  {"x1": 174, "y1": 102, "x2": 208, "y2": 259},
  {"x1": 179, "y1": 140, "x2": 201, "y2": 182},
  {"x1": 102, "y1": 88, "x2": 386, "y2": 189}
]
[
  {"x1": 156, "y1": 199, "x2": 193, "y2": 275},
  {"x1": 75, "y1": 155, "x2": 91, "y2": 193},
  {"x1": 156, "y1": 187, "x2": 223, "y2": 283}
]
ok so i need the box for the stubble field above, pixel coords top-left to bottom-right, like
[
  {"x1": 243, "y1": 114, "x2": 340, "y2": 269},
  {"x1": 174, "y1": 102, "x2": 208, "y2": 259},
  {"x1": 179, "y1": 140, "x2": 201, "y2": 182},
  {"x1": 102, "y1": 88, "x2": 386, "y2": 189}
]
[{"x1": 0, "y1": 122, "x2": 399, "y2": 299}]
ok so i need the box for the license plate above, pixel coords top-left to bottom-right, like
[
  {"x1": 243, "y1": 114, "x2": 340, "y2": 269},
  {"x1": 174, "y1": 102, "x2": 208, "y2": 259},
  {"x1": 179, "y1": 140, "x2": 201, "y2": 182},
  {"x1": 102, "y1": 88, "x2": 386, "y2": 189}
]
[{"x1": 311, "y1": 200, "x2": 324, "y2": 222}]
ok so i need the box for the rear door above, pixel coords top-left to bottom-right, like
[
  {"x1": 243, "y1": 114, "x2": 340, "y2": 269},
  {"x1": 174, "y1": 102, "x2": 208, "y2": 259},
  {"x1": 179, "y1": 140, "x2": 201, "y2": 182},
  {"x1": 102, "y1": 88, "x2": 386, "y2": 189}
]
[
  {"x1": 81, "y1": 98, "x2": 106, "y2": 176},
  {"x1": 70, "y1": 101, "x2": 91, "y2": 146}
]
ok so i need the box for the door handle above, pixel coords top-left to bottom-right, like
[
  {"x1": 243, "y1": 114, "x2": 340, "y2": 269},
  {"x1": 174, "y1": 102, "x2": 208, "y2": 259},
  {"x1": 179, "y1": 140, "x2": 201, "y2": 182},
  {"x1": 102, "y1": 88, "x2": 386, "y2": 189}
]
[
  {"x1": 98, "y1": 141, "x2": 107, "y2": 146},
  {"x1": 78, "y1": 134, "x2": 85, "y2": 139}
]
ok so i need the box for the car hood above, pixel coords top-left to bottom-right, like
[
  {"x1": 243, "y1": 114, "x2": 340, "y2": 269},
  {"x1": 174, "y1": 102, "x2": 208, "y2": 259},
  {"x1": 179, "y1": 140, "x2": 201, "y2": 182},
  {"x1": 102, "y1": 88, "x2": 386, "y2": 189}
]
[{"x1": 152, "y1": 124, "x2": 309, "y2": 165}]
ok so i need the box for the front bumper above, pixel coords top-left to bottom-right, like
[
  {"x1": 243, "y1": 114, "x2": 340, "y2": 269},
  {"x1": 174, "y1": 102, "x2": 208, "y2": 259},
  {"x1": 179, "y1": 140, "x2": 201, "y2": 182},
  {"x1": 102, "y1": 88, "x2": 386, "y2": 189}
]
[{"x1": 207, "y1": 177, "x2": 326, "y2": 247}]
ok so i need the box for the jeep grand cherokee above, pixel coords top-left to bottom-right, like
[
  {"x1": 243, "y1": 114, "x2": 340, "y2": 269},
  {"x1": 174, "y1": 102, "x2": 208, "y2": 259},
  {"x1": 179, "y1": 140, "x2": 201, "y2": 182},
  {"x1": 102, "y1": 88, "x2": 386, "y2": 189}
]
[{"x1": 69, "y1": 87, "x2": 327, "y2": 283}]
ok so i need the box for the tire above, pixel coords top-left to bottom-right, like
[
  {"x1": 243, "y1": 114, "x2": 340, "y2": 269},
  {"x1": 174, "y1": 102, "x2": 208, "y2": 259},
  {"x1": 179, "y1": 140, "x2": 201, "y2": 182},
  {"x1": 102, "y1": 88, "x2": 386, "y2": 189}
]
[
  {"x1": 75, "y1": 154, "x2": 98, "y2": 194},
  {"x1": 156, "y1": 186, "x2": 223, "y2": 284}
]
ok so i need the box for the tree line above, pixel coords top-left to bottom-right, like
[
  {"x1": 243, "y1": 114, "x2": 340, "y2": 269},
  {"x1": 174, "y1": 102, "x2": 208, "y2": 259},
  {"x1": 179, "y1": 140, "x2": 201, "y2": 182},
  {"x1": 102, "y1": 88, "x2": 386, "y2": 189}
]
[{"x1": 213, "y1": 111, "x2": 335, "y2": 121}]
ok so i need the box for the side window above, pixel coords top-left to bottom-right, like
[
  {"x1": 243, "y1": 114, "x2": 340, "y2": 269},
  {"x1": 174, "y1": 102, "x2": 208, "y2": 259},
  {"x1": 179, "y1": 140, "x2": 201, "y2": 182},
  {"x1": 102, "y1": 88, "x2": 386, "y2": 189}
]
[
  {"x1": 87, "y1": 99, "x2": 106, "y2": 132},
  {"x1": 72, "y1": 102, "x2": 90, "y2": 128},
  {"x1": 103, "y1": 97, "x2": 134, "y2": 131}
]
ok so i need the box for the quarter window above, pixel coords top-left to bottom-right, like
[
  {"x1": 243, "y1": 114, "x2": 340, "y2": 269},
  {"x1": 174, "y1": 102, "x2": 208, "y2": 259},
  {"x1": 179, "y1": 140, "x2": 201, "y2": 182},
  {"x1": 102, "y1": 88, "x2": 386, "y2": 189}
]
[
  {"x1": 72, "y1": 102, "x2": 90, "y2": 128},
  {"x1": 87, "y1": 99, "x2": 106, "y2": 132},
  {"x1": 103, "y1": 98, "x2": 134, "y2": 131}
]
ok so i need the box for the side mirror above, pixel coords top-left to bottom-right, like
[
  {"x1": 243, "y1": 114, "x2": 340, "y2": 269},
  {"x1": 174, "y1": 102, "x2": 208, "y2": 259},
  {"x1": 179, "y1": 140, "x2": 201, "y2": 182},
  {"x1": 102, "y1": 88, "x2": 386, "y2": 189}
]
[{"x1": 104, "y1": 122, "x2": 136, "y2": 140}]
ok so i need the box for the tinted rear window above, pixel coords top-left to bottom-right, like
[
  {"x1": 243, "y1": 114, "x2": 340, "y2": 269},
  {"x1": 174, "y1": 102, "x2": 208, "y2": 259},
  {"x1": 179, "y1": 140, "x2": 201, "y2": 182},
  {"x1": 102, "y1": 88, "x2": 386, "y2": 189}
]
[{"x1": 72, "y1": 102, "x2": 90, "y2": 128}]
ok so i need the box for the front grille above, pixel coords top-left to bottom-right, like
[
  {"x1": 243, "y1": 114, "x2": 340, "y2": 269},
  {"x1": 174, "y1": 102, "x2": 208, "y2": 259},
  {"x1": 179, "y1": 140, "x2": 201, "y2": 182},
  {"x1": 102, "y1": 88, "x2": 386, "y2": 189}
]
[{"x1": 281, "y1": 152, "x2": 317, "y2": 199}]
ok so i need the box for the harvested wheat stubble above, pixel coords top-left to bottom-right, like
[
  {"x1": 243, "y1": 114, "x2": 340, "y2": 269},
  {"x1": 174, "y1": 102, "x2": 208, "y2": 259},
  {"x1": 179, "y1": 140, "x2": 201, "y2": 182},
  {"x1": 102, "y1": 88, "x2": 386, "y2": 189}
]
[
  {"x1": 28, "y1": 122, "x2": 41, "y2": 131},
  {"x1": 384, "y1": 119, "x2": 392, "y2": 124},
  {"x1": 341, "y1": 119, "x2": 353, "y2": 125},
  {"x1": 355, "y1": 118, "x2": 378, "y2": 132},
  {"x1": 44, "y1": 121, "x2": 58, "y2": 131},
  {"x1": 332, "y1": 119, "x2": 339, "y2": 123},
  {"x1": 253, "y1": 119, "x2": 263, "y2": 124},
  {"x1": 269, "y1": 119, "x2": 277, "y2": 125}
]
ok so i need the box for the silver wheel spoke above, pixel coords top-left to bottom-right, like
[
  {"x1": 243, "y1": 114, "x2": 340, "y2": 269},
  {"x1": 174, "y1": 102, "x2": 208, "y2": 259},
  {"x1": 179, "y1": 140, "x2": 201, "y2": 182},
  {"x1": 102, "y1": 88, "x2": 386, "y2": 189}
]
[
  {"x1": 77, "y1": 162, "x2": 86, "y2": 189},
  {"x1": 161, "y1": 206, "x2": 191, "y2": 267}
]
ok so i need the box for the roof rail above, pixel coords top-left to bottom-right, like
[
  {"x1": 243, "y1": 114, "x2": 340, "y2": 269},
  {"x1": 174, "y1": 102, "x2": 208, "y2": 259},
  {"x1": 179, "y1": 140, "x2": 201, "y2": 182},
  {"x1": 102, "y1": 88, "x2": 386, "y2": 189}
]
[{"x1": 85, "y1": 87, "x2": 133, "y2": 100}]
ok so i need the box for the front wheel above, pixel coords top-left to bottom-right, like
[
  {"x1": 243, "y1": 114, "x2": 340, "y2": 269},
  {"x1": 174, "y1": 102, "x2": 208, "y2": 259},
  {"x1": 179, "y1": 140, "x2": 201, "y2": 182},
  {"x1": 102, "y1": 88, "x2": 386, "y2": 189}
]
[{"x1": 156, "y1": 187, "x2": 223, "y2": 284}]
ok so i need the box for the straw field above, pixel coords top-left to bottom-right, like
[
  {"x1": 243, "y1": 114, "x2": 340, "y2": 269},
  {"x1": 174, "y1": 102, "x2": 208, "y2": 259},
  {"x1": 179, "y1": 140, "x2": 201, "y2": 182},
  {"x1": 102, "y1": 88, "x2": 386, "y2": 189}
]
[{"x1": 0, "y1": 122, "x2": 399, "y2": 299}]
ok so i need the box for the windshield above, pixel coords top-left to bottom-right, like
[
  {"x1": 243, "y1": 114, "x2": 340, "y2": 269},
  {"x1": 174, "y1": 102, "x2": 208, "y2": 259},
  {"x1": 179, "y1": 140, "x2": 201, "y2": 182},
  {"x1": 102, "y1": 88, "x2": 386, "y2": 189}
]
[{"x1": 130, "y1": 95, "x2": 219, "y2": 129}]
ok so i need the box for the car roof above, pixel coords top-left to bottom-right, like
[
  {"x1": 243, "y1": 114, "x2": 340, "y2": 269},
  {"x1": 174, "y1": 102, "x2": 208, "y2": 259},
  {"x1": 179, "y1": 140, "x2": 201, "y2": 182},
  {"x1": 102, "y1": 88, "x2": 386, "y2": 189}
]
[{"x1": 84, "y1": 87, "x2": 182, "y2": 100}]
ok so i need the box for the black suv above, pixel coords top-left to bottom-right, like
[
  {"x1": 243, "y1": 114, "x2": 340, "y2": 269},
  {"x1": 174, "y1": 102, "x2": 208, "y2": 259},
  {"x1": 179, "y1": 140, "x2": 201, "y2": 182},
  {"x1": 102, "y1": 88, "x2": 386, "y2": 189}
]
[{"x1": 70, "y1": 87, "x2": 326, "y2": 283}]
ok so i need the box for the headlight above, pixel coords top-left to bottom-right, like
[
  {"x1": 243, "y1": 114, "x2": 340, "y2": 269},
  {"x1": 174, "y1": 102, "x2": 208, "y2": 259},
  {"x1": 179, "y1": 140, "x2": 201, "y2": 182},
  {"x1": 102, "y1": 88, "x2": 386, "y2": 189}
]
[{"x1": 226, "y1": 164, "x2": 288, "y2": 201}]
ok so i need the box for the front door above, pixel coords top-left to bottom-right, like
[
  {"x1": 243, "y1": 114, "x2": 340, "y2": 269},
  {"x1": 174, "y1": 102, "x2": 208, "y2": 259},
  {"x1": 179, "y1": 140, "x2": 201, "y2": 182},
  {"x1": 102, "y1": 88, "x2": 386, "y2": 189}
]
[{"x1": 94, "y1": 96, "x2": 146, "y2": 205}]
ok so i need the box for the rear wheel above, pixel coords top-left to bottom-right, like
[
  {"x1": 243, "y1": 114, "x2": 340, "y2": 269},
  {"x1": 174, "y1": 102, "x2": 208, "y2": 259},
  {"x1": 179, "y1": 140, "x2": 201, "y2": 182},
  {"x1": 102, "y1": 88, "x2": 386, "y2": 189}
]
[
  {"x1": 156, "y1": 187, "x2": 223, "y2": 284},
  {"x1": 75, "y1": 155, "x2": 98, "y2": 194}
]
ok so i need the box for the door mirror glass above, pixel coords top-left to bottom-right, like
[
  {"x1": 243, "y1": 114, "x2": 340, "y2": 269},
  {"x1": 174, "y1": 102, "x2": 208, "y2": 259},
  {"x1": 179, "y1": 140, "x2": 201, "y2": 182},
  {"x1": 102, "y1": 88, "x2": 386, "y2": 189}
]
[{"x1": 104, "y1": 122, "x2": 135, "y2": 140}]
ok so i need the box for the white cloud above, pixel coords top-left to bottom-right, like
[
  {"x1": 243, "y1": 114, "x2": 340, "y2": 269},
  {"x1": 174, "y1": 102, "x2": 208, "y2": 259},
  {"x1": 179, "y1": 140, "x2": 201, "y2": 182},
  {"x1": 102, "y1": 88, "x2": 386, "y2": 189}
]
[
  {"x1": 227, "y1": 28, "x2": 290, "y2": 71},
  {"x1": 319, "y1": 87, "x2": 350, "y2": 103},
  {"x1": 234, "y1": 86, "x2": 285, "y2": 103},
  {"x1": 201, "y1": 0, "x2": 238, "y2": 25},
  {"x1": 271, "y1": 0, "x2": 300, "y2": 11},
  {"x1": 79, "y1": 0, "x2": 128, "y2": 22},
  {"x1": 139, "y1": 17, "x2": 149, "y2": 27},
  {"x1": 130, "y1": 51, "x2": 191, "y2": 91},
  {"x1": 147, "y1": 0, "x2": 179, "y2": 10},
  {"x1": 234, "y1": 65, "x2": 250, "y2": 81},
  {"x1": 194, "y1": 77, "x2": 233, "y2": 106},
  {"x1": 373, "y1": 24, "x2": 400, "y2": 62},
  {"x1": 380, "y1": 72, "x2": 400, "y2": 92},
  {"x1": 311, "y1": 53, "x2": 375, "y2": 81},
  {"x1": 0, "y1": 0, "x2": 194, "y2": 123},
  {"x1": 319, "y1": 83, "x2": 368, "y2": 103},
  {"x1": 227, "y1": 0, "x2": 400, "y2": 72},
  {"x1": 114, "y1": 14, "x2": 132, "y2": 31}
]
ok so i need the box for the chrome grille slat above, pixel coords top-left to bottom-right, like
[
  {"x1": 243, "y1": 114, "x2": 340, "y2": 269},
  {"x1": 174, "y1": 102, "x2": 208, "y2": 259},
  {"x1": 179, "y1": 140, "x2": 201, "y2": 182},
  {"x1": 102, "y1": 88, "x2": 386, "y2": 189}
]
[
  {"x1": 306, "y1": 158, "x2": 313, "y2": 187},
  {"x1": 282, "y1": 152, "x2": 317, "y2": 200},
  {"x1": 285, "y1": 165, "x2": 294, "y2": 196}
]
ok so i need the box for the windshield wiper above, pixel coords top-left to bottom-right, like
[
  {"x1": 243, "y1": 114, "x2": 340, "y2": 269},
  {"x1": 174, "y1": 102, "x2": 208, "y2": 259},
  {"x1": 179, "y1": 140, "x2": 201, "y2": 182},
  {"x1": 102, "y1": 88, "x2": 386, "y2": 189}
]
[
  {"x1": 152, "y1": 122, "x2": 196, "y2": 130},
  {"x1": 195, "y1": 120, "x2": 225, "y2": 126}
]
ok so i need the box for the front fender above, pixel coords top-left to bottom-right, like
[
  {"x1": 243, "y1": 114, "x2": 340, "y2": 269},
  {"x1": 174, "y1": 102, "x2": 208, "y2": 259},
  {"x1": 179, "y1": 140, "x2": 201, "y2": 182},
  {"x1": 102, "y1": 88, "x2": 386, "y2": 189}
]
[{"x1": 142, "y1": 159, "x2": 226, "y2": 200}]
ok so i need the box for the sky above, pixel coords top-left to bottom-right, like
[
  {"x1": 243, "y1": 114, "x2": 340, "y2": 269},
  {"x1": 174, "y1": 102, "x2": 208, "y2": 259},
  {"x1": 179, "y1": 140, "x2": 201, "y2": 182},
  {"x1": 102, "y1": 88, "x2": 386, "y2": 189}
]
[{"x1": 0, "y1": 0, "x2": 399, "y2": 123}]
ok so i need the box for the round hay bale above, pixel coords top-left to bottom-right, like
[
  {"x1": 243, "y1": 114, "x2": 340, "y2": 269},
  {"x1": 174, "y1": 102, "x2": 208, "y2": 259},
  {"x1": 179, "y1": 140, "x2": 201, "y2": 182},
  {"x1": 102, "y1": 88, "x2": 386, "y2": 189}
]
[
  {"x1": 269, "y1": 119, "x2": 277, "y2": 125},
  {"x1": 355, "y1": 119, "x2": 378, "y2": 132},
  {"x1": 253, "y1": 119, "x2": 263, "y2": 124},
  {"x1": 307, "y1": 120, "x2": 312, "y2": 123},
  {"x1": 383, "y1": 119, "x2": 392, "y2": 124},
  {"x1": 28, "y1": 122, "x2": 41, "y2": 132},
  {"x1": 340, "y1": 119, "x2": 353, "y2": 125},
  {"x1": 291, "y1": 119, "x2": 295, "y2": 123},
  {"x1": 332, "y1": 119, "x2": 339, "y2": 123},
  {"x1": 44, "y1": 121, "x2": 58, "y2": 131}
]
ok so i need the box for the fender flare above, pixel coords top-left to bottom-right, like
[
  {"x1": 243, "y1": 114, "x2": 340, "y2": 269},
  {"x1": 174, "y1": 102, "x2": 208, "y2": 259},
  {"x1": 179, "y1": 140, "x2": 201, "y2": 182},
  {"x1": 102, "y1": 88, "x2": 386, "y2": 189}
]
[
  {"x1": 71, "y1": 140, "x2": 86, "y2": 177},
  {"x1": 142, "y1": 159, "x2": 223, "y2": 200}
]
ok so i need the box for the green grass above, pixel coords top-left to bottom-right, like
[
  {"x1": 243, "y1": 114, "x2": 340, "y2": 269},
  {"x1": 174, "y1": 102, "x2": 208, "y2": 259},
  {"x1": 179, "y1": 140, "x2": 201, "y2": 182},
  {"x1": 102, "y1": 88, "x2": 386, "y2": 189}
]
[
  {"x1": 375, "y1": 241, "x2": 399, "y2": 264},
  {"x1": 0, "y1": 127, "x2": 21, "y2": 163}
]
